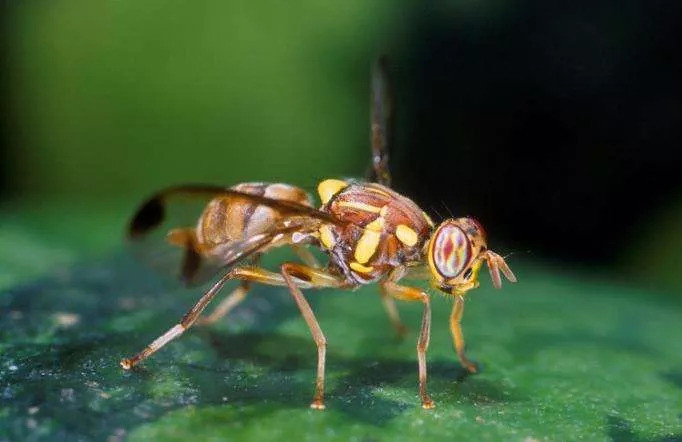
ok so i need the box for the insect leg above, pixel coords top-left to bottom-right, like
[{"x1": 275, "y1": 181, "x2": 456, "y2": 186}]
[
  {"x1": 196, "y1": 256, "x2": 262, "y2": 326},
  {"x1": 280, "y1": 262, "x2": 346, "y2": 410},
  {"x1": 120, "y1": 270, "x2": 234, "y2": 370},
  {"x1": 195, "y1": 281, "x2": 250, "y2": 326},
  {"x1": 166, "y1": 227, "x2": 207, "y2": 285},
  {"x1": 381, "y1": 279, "x2": 435, "y2": 409},
  {"x1": 120, "y1": 264, "x2": 331, "y2": 370},
  {"x1": 450, "y1": 296, "x2": 478, "y2": 374},
  {"x1": 194, "y1": 243, "x2": 324, "y2": 326},
  {"x1": 378, "y1": 285, "x2": 408, "y2": 338}
]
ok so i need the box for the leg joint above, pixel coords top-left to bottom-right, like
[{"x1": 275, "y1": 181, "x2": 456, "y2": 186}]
[{"x1": 281, "y1": 262, "x2": 313, "y2": 283}]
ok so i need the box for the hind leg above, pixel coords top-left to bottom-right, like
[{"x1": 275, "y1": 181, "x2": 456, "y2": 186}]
[
  {"x1": 120, "y1": 263, "x2": 346, "y2": 411},
  {"x1": 379, "y1": 285, "x2": 408, "y2": 338},
  {"x1": 195, "y1": 281, "x2": 250, "y2": 326},
  {"x1": 120, "y1": 266, "x2": 294, "y2": 370}
]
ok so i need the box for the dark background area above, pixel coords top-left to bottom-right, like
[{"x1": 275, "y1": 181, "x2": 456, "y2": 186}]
[
  {"x1": 2, "y1": 0, "x2": 682, "y2": 291},
  {"x1": 394, "y1": 1, "x2": 682, "y2": 266}
]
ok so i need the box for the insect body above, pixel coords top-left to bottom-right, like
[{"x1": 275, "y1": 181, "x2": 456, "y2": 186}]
[
  {"x1": 317, "y1": 180, "x2": 434, "y2": 284},
  {"x1": 194, "y1": 182, "x2": 314, "y2": 254},
  {"x1": 164, "y1": 182, "x2": 316, "y2": 284},
  {"x1": 120, "y1": 60, "x2": 516, "y2": 410}
]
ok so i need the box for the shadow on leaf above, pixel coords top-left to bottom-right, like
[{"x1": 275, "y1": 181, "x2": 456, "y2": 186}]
[
  {"x1": 181, "y1": 330, "x2": 518, "y2": 426},
  {"x1": 607, "y1": 414, "x2": 682, "y2": 442}
]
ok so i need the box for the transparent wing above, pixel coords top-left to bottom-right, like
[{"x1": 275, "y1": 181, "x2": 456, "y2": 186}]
[
  {"x1": 127, "y1": 184, "x2": 344, "y2": 286},
  {"x1": 128, "y1": 184, "x2": 343, "y2": 239}
]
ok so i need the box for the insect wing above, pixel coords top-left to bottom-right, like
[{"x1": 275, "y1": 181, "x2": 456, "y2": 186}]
[
  {"x1": 127, "y1": 184, "x2": 344, "y2": 286},
  {"x1": 127, "y1": 186, "x2": 223, "y2": 286},
  {"x1": 128, "y1": 184, "x2": 342, "y2": 239}
]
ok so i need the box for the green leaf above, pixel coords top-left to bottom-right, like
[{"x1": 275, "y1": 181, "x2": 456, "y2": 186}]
[{"x1": 1, "y1": 227, "x2": 682, "y2": 441}]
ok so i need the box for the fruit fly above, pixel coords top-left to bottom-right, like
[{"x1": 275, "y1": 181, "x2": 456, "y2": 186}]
[{"x1": 120, "y1": 59, "x2": 516, "y2": 410}]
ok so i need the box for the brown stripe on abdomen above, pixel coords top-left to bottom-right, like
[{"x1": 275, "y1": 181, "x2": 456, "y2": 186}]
[{"x1": 233, "y1": 183, "x2": 267, "y2": 239}]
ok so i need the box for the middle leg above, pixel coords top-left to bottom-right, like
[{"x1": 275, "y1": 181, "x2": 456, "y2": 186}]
[
  {"x1": 196, "y1": 281, "x2": 250, "y2": 326},
  {"x1": 381, "y1": 279, "x2": 435, "y2": 409},
  {"x1": 378, "y1": 285, "x2": 408, "y2": 338}
]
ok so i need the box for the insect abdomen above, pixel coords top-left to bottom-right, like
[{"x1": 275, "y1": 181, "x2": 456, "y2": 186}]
[{"x1": 195, "y1": 183, "x2": 312, "y2": 254}]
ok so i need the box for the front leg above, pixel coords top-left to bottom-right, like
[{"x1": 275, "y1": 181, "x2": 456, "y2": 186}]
[
  {"x1": 381, "y1": 278, "x2": 435, "y2": 409},
  {"x1": 451, "y1": 296, "x2": 478, "y2": 374}
]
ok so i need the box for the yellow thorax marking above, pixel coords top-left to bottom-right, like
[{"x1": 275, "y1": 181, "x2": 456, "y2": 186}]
[
  {"x1": 354, "y1": 217, "x2": 384, "y2": 264},
  {"x1": 396, "y1": 224, "x2": 419, "y2": 246},
  {"x1": 318, "y1": 225, "x2": 335, "y2": 249},
  {"x1": 338, "y1": 200, "x2": 382, "y2": 214},
  {"x1": 350, "y1": 262, "x2": 374, "y2": 274},
  {"x1": 365, "y1": 216, "x2": 385, "y2": 232},
  {"x1": 317, "y1": 179, "x2": 348, "y2": 204}
]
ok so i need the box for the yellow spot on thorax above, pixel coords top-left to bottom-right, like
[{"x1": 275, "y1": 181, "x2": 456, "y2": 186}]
[
  {"x1": 396, "y1": 224, "x2": 419, "y2": 246},
  {"x1": 365, "y1": 216, "x2": 385, "y2": 232},
  {"x1": 350, "y1": 262, "x2": 374, "y2": 273},
  {"x1": 318, "y1": 225, "x2": 335, "y2": 249},
  {"x1": 354, "y1": 217, "x2": 384, "y2": 264},
  {"x1": 317, "y1": 179, "x2": 348, "y2": 204}
]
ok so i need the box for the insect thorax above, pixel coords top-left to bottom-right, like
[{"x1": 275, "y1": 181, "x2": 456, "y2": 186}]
[{"x1": 316, "y1": 180, "x2": 434, "y2": 284}]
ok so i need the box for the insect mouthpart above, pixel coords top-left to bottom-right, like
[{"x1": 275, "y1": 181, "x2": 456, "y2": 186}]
[{"x1": 481, "y1": 250, "x2": 517, "y2": 289}]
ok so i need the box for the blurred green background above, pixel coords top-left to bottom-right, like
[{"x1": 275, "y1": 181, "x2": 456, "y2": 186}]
[
  {"x1": 5, "y1": 0, "x2": 388, "y2": 197},
  {"x1": 3, "y1": 0, "x2": 682, "y2": 292},
  {"x1": 2, "y1": 0, "x2": 402, "y2": 279}
]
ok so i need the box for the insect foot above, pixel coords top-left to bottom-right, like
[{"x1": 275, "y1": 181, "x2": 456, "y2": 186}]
[
  {"x1": 310, "y1": 399, "x2": 326, "y2": 410},
  {"x1": 463, "y1": 360, "x2": 479, "y2": 374},
  {"x1": 422, "y1": 397, "x2": 436, "y2": 410}
]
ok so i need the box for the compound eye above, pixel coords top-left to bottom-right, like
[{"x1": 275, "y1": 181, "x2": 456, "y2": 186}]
[{"x1": 431, "y1": 223, "x2": 472, "y2": 279}]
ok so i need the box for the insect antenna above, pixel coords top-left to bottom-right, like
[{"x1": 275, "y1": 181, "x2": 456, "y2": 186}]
[
  {"x1": 439, "y1": 200, "x2": 454, "y2": 218},
  {"x1": 429, "y1": 206, "x2": 444, "y2": 222},
  {"x1": 501, "y1": 250, "x2": 532, "y2": 260}
]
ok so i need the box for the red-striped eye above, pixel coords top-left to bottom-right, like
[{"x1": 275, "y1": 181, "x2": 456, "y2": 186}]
[{"x1": 429, "y1": 223, "x2": 472, "y2": 279}]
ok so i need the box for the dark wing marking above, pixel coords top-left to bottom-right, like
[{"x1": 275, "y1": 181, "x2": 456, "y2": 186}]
[{"x1": 368, "y1": 56, "x2": 393, "y2": 187}]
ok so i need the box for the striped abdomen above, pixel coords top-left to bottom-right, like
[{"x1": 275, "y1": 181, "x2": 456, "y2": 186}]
[{"x1": 195, "y1": 183, "x2": 313, "y2": 255}]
